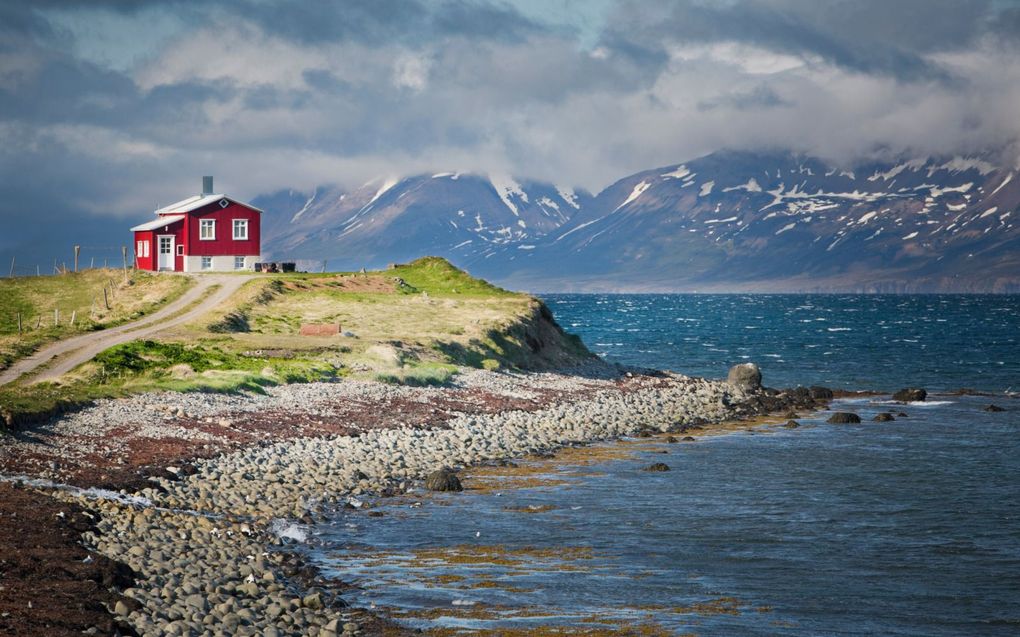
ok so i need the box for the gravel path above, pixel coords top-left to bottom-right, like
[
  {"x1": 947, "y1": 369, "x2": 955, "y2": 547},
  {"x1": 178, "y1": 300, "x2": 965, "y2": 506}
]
[{"x1": 0, "y1": 274, "x2": 249, "y2": 386}]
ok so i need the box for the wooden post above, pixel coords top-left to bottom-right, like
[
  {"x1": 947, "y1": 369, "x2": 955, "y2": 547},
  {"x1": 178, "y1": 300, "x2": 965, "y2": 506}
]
[
  {"x1": 17, "y1": 312, "x2": 22, "y2": 334},
  {"x1": 53, "y1": 259, "x2": 57, "y2": 275},
  {"x1": 122, "y1": 246, "x2": 128, "y2": 276},
  {"x1": 74, "y1": 245, "x2": 80, "y2": 273},
  {"x1": 8, "y1": 256, "x2": 14, "y2": 278},
  {"x1": 70, "y1": 310, "x2": 76, "y2": 326},
  {"x1": 35, "y1": 315, "x2": 41, "y2": 329},
  {"x1": 54, "y1": 308, "x2": 59, "y2": 326},
  {"x1": 104, "y1": 258, "x2": 108, "y2": 268},
  {"x1": 36, "y1": 265, "x2": 40, "y2": 277},
  {"x1": 90, "y1": 257, "x2": 94, "y2": 270},
  {"x1": 103, "y1": 287, "x2": 110, "y2": 310}
]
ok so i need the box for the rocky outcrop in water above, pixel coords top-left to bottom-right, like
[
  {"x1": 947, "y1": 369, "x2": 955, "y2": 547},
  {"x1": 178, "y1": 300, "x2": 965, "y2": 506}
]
[
  {"x1": 892, "y1": 388, "x2": 927, "y2": 402},
  {"x1": 827, "y1": 412, "x2": 862, "y2": 424}
]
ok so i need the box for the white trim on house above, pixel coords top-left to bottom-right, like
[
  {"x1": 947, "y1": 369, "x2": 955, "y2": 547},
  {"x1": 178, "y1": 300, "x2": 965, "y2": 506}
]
[
  {"x1": 157, "y1": 235, "x2": 175, "y2": 271},
  {"x1": 131, "y1": 215, "x2": 185, "y2": 232},
  {"x1": 183, "y1": 255, "x2": 260, "y2": 272},
  {"x1": 232, "y1": 218, "x2": 249, "y2": 240},
  {"x1": 199, "y1": 219, "x2": 216, "y2": 240}
]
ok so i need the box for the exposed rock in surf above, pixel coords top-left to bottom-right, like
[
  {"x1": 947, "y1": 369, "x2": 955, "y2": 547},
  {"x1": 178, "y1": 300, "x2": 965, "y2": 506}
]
[
  {"x1": 873, "y1": 413, "x2": 895, "y2": 422},
  {"x1": 424, "y1": 469, "x2": 463, "y2": 492},
  {"x1": 984, "y1": 404, "x2": 1006, "y2": 412},
  {"x1": 644, "y1": 462, "x2": 670, "y2": 472},
  {"x1": 784, "y1": 420, "x2": 800, "y2": 428},
  {"x1": 892, "y1": 388, "x2": 927, "y2": 402},
  {"x1": 827, "y1": 412, "x2": 861, "y2": 424}
]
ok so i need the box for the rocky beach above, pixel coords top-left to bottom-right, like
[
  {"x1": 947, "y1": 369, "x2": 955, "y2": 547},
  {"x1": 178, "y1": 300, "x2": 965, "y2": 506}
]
[{"x1": 0, "y1": 362, "x2": 821, "y2": 636}]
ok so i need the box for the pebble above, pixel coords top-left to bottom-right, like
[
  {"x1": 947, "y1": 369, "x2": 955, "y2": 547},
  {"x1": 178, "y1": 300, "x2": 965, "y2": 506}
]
[{"x1": 49, "y1": 366, "x2": 780, "y2": 636}]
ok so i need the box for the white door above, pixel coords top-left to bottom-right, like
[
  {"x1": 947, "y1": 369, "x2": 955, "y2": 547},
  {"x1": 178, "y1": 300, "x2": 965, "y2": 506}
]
[{"x1": 158, "y1": 235, "x2": 175, "y2": 271}]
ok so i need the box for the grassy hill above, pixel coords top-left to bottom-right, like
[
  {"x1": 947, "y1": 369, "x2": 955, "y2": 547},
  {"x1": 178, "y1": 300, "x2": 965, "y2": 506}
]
[
  {"x1": 0, "y1": 258, "x2": 594, "y2": 427},
  {"x1": 0, "y1": 270, "x2": 193, "y2": 372}
]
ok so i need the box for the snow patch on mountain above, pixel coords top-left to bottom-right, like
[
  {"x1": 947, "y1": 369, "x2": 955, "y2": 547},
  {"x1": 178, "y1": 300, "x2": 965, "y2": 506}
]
[
  {"x1": 699, "y1": 181, "x2": 715, "y2": 197},
  {"x1": 613, "y1": 180, "x2": 651, "y2": 212},
  {"x1": 489, "y1": 174, "x2": 529, "y2": 216},
  {"x1": 661, "y1": 165, "x2": 690, "y2": 179},
  {"x1": 723, "y1": 178, "x2": 762, "y2": 193}
]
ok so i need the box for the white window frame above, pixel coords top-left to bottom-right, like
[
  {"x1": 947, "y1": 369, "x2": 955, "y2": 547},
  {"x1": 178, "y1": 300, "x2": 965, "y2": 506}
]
[
  {"x1": 201, "y1": 256, "x2": 212, "y2": 270},
  {"x1": 232, "y1": 219, "x2": 248, "y2": 241},
  {"x1": 234, "y1": 256, "x2": 245, "y2": 270},
  {"x1": 200, "y1": 219, "x2": 216, "y2": 240},
  {"x1": 136, "y1": 240, "x2": 149, "y2": 258}
]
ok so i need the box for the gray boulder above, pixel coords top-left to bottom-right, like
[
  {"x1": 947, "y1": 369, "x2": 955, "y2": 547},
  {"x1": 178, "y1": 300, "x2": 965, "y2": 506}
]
[
  {"x1": 827, "y1": 412, "x2": 861, "y2": 424},
  {"x1": 892, "y1": 388, "x2": 926, "y2": 402},
  {"x1": 424, "y1": 468, "x2": 463, "y2": 492},
  {"x1": 727, "y1": 363, "x2": 762, "y2": 391}
]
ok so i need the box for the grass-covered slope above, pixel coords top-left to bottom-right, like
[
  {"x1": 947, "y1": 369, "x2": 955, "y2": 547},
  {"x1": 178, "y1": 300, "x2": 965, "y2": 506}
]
[
  {"x1": 0, "y1": 269, "x2": 193, "y2": 372},
  {"x1": 0, "y1": 258, "x2": 594, "y2": 427}
]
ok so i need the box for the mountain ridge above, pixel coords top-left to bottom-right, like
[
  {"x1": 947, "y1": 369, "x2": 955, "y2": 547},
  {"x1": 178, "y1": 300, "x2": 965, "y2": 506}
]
[{"x1": 253, "y1": 150, "x2": 1020, "y2": 293}]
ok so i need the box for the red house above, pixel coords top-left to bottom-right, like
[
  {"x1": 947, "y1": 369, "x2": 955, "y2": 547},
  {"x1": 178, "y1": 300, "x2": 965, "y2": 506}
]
[{"x1": 131, "y1": 176, "x2": 262, "y2": 272}]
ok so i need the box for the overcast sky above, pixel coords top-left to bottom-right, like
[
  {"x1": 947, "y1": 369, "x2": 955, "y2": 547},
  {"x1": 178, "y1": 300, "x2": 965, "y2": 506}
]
[{"x1": 2, "y1": 0, "x2": 1020, "y2": 262}]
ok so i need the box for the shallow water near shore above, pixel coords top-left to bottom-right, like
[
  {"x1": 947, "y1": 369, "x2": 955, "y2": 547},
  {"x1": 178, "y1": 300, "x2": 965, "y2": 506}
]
[
  {"x1": 302, "y1": 294, "x2": 1020, "y2": 634},
  {"x1": 308, "y1": 395, "x2": 1020, "y2": 635}
]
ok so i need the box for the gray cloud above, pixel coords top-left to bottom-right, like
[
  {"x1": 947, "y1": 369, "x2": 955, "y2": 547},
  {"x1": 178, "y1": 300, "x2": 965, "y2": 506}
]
[{"x1": 2, "y1": 0, "x2": 1020, "y2": 266}]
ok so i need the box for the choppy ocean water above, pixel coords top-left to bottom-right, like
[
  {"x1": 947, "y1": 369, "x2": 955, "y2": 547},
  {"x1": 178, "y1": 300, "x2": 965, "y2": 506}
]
[{"x1": 306, "y1": 295, "x2": 1020, "y2": 635}]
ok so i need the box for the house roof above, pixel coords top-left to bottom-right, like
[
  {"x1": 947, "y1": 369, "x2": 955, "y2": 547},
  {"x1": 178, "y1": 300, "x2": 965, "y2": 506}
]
[
  {"x1": 154, "y1": 194, "x2": 264, "y2": 215},
  {"x1": 130, "y1": 215, "x2": 186, "y2": 232}
]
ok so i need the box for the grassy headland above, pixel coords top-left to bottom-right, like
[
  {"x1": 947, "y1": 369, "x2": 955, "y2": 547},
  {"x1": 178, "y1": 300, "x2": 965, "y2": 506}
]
[{"x1": 0, "y1": 257, "x2": 593, "y2": 427}]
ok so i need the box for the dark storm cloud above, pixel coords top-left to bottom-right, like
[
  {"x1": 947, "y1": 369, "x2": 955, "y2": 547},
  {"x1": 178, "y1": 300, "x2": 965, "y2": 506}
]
[{"x1": 605, "y1": 0, "x2": 1002, "y2": 82}]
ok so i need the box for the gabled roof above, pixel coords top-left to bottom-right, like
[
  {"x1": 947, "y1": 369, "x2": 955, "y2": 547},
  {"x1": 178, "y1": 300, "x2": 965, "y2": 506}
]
[
  {"x1": 130, "y1": 215, "x2": 185, "y2": 232},
  {"x1": 155, "y1": 194, "x2": 264, "y2": 215}
]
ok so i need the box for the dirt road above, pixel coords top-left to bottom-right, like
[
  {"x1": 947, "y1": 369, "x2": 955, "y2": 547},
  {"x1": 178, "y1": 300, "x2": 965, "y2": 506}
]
[{"x1": 0, "y1": 274, "x2": 249, "y2": 386}]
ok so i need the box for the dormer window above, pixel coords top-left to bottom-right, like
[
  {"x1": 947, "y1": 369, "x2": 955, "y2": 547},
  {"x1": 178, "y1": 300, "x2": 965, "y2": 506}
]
[
  {"x1": 200, "y1": 219, "x2": 215, "y2": 240},
  {"x1": 219, "y1": 198, "x2": 229, "y2": 208},
  {"x1": 233, "y1": 219, "x2": 249, "y2": 240}
]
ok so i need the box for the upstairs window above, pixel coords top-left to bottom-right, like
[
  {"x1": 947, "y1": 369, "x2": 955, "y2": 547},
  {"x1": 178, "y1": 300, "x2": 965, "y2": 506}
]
[
  {"x1": 200, "y1": 219, "x2": 215, "y2": 240},
  {"x1": 233, "y1": 219, "x2": 248, "y2": 241}
]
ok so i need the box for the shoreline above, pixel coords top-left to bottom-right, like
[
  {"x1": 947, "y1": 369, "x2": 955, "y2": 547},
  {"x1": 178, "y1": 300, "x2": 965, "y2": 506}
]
[{"x1": 2, "y1": 365, "x2": 822, "y2": 636}]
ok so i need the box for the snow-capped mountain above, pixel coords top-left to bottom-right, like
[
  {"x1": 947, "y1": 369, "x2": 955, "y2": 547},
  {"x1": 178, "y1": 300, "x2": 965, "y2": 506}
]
[
  {"x1": 254, "y1": 173, "x2": 590, "y2": 269},
  {"x1": 255, "y1": 151, "x2": 1020, "y2": 292}
]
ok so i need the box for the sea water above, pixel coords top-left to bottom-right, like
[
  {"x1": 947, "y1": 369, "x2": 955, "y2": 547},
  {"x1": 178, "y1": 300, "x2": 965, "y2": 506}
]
[{"x1": 307, "y1": 295, "x2": 1020, "y2": 635}]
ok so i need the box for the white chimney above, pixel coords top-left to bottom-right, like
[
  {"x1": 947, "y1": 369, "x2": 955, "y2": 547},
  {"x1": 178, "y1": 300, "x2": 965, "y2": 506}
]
[{"x1": 202, "y1": 176, "x2": 213, "y2": 195}]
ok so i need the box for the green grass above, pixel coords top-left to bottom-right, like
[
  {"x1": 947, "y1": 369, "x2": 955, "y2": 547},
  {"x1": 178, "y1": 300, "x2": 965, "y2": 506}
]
[
  {"x1": 374, "y1": 362, "x2": 458, "y2": 387},
  {"x1": 0, "y1": 339, "x2": 337, "y2": 425},
  {"x1": 388, "y1": 257, "x2": 513, "y2": 297},
  {"x1": 0, "y1": 269, "x2": 194, "y2": 371},
  {"x1": 0, "y1": 257, "x2": 594, "y2": 427}
]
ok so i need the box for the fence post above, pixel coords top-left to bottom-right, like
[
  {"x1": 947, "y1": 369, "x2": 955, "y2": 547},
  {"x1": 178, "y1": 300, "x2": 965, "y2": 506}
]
[
  {"x1": 54, "y1": 308, "x2": 59, "y2": 326},
  {"x1": 8, "y1": 256, "x2": 13, "y2": 278},
  {"x1": 70, "y1": 310, "x2": 76, "y2": 326},
  {"x1": 104, "y1": 287, "x2": 110, "y2": 310},
  {"x1": 90, "y1": 257, "x2": 94, "y2": 270},
  {"x1": 74, "y1": 245, "x2": 80, "y2": 273},
  {"x1": 17, "y1": 312, "x2": 22, "y2": 334}
]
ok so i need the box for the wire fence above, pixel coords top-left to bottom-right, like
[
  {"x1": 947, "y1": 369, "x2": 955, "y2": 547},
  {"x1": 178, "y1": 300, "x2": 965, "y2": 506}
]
[{"x1": 4, "y1": 245, "x2": 134, "y2": 278}]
